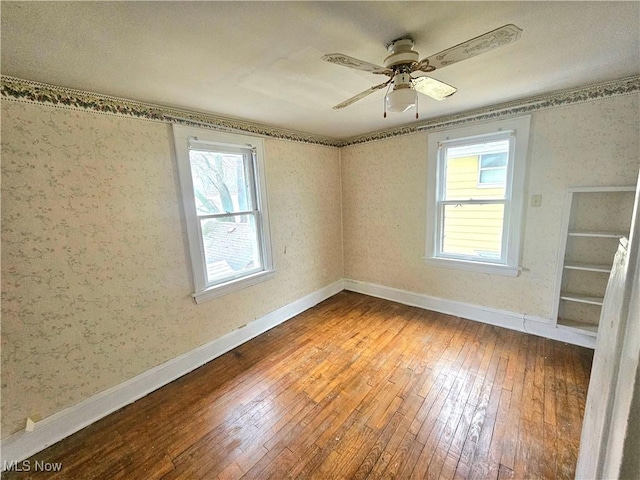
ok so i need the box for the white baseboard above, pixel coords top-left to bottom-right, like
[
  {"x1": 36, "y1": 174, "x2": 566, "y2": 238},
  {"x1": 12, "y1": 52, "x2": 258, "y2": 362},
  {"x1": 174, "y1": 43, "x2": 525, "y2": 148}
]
[
  {"x1": 343, "y1": 279, "x2": 596, "y2": 349},
  {"x1": 0, "y1": 279, "x2": 345, "y2": 467}
]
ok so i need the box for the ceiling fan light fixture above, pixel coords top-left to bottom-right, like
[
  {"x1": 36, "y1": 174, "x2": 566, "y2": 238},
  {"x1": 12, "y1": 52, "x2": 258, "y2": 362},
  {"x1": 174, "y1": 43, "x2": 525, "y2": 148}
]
[{"x1": 386, "y1": 86, "x2": 417, "y2": 113}]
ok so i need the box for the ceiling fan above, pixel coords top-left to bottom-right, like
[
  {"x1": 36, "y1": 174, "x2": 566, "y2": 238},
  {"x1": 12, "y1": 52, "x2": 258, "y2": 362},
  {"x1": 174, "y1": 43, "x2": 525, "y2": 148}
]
[{"x1": 322, "y1": 24, "x2": 522, "y2": 118}]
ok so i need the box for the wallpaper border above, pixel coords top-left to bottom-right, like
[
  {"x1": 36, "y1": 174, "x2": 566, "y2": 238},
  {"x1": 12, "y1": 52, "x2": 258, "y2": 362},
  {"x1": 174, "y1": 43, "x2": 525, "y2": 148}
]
[
  {"x1": 2, "y1": 74, "x2": 638, "y2": 147},
  {"x1": 341, "y1": 75, "x2": 640, "y2": 146},
  {"x1": 0, "y1": 75, "x2": 339, "y2": 147}
]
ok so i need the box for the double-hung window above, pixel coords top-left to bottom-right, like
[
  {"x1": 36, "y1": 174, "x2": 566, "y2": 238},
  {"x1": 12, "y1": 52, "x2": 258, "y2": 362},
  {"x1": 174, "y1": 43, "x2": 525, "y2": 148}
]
[
  {"x1": 425, "y1": 116, "x2": 531, "y2": 276},
  {"x1": 173, "y1": 125, "x2": 274, "y2": 303}
]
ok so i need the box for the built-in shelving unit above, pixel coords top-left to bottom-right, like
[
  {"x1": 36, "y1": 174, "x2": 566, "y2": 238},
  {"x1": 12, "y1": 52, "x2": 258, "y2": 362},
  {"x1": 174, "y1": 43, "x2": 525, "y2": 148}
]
[{"x1": 553, "y1": 186, "x2": 635, "y2": 336}]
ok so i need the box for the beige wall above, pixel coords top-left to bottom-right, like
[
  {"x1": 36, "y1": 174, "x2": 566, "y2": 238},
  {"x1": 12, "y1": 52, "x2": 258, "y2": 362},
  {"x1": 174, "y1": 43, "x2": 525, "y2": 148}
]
[
  {"x1": 342, "y1": 94, "x2": 640, "y2": 317},
  {"x1": 2, "y1": 92, "x2": 638, "y2": 442},
  {"x1": 0, "y1": 101, "x2": 343, "y2": 438}
]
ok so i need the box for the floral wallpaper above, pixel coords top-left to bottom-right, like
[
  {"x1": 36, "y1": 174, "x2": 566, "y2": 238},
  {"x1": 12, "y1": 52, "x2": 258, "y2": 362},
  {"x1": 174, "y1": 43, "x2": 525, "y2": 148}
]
[
  {"x1": 342, "y1": 93, "x2": 639, "y2": 318},
  {"x1": 1, "y1": 76, "x2": 638, "y2": 441},
  {"x1": 1, "y1": 100, "x2": 343, "y2": 438}
]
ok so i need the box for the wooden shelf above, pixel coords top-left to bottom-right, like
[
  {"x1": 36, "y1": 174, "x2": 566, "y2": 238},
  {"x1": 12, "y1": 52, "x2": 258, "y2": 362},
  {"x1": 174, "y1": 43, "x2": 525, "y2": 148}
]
[
  {"x1": 568, "y1": 231, "x2": 626, "y2": 238},
  {"x1": 560, "y1": 293, "x2": 604, "y2": 306},
  {"x1": 557, "y1": 318, "x2": 599, "y2": 337},
  {"x1": 553, "y1": 187, "x2": 634, "y2": 334},
  {"x1": 564, "y1": 262, "x2": 612, "y2": 273}
]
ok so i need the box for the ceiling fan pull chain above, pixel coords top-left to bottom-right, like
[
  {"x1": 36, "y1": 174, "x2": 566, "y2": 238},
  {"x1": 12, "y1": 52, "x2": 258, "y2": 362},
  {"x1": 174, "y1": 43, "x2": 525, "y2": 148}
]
[{"x1": 415, "y1": 95, "x2": 419, "y2": 119}]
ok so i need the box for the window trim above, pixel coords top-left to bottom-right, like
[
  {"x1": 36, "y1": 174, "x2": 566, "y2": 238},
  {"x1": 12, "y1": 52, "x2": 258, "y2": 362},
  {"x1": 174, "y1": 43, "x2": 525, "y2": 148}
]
[
  {"x1": 425, "y1": 116, "x2": 531, "y2": 276},
  {"x1": 173, "y1": 125, "x2": 274, "y2": 303}
]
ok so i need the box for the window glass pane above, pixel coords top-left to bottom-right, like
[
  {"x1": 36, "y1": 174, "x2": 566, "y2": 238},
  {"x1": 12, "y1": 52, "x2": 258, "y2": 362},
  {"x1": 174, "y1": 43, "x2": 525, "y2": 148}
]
[
  {"x1": 479, "y1": 167, "x2": 507, "y2": 185},
  {"x1": 441, "y1": 203, "x2": 505, "y2": 261},
  {"x1": 189, "y1": 150, "x2": 252, "y2": 215},
  {"x1": 201, "y1": 215, "x2": 262, "y2": 284},
  {"x1": 480, "y1": 152, "x2": 507, "y2": 168},
  {"x1": 444, "y1": 157, "x2": 507, "y2": 200}
]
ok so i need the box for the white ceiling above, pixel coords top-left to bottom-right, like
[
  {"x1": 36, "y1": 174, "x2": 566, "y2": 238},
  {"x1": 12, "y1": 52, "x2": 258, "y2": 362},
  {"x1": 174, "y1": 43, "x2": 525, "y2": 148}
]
[{"x1": 2, "y1": 1, "x2": 639, "y2": 140}]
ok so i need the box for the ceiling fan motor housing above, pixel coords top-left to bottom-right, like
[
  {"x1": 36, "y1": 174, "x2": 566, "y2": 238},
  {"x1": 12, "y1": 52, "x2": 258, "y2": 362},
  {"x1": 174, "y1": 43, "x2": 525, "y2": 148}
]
[{"x1": 383, "y1": 38, "x2": 419, "y2": 68}]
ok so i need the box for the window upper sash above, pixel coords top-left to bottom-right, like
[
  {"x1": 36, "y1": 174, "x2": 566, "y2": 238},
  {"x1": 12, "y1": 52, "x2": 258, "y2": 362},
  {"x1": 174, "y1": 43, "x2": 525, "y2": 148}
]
[
  {"x1": 438, "y1": 133, "x2": 514, "y2": 203},
  {"x1": 187, "y1": 142, "x2": 259, "y2": 217}
]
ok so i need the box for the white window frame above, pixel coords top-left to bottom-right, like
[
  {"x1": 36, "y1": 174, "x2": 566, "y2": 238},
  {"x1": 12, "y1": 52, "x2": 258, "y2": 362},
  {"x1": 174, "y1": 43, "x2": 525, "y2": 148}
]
[
  {"x1": 173, "y1": 124, "x2": 274, "y2": 303},
  {"x1": 424, "y1": 116, "x2": 531, "y2": 276}
]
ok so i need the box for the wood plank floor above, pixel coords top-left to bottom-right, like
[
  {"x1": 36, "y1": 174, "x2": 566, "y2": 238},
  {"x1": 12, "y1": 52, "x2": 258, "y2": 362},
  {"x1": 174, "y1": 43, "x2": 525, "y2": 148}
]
[{"x1": 4, "y1": 292, "x2": 594, "y2": 479}]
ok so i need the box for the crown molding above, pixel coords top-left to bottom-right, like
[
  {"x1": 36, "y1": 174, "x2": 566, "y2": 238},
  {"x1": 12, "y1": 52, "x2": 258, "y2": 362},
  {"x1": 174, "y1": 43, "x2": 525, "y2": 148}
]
[
  {"x1": 0, "y1": 76, "x2": 340, "y2": 147},
  {"x1": 2, "y1": 74, "x2": 638, "y2": 148}
]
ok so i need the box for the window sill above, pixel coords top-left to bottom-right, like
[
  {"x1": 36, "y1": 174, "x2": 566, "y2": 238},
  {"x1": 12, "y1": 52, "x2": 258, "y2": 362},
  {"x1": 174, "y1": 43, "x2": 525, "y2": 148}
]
[
  {"x1": 193, "y1": 269, "x2": 276, "y2": 304},
  {"x1": 423, "y1": 257, "x2": 521, "y2": 277}
]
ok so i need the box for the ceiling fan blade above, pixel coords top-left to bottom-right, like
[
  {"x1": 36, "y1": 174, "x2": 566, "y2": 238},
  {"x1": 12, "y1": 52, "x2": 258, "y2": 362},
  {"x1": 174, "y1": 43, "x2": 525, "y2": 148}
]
[
  {"x1": 420, "y1": 24, "x2": 522, "y2": 70},
  {"x1": 412, "y1": 76, "x2": 457, "y2": 101},
  {"x1": 332, "y1": 80, "x2": 391, "y2": 109},
  {"x1": 322, "y1": 53, "x2": 391, "y2": 75}
]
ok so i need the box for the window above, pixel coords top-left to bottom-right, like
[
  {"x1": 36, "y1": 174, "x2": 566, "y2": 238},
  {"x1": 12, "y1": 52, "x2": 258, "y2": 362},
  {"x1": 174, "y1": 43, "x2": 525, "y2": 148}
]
[
  {"x1": 173, "y1": 125, "x2": 274, "y2": 303},
  {"x1": 425, "y1": 116, "x2": 531, "y2": 276}
]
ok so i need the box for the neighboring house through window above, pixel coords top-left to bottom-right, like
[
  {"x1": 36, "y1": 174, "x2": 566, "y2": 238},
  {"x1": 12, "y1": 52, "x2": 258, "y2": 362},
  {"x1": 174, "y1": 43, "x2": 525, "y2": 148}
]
[
  {"x1": 425, "y1": 116, "x2": 531, "y2": 276},
  {"x1": 173, "y1": 125, "x2": 274, "y2": 303}
]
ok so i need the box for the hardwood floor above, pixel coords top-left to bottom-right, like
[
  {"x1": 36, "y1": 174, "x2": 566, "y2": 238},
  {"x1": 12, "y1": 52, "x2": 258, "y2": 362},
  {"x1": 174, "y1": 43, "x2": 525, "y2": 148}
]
[{"x1": 4, "y1": 291, "x2": 593, "y2": 479}]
